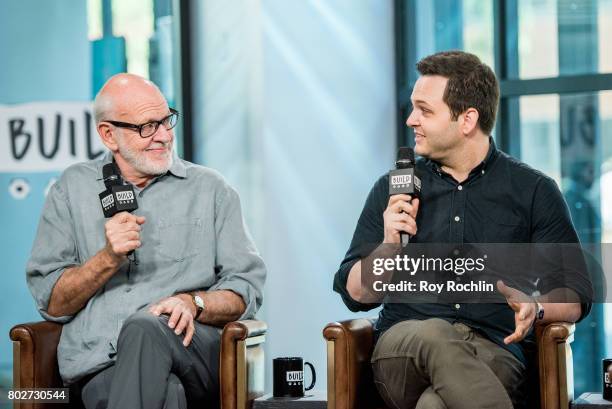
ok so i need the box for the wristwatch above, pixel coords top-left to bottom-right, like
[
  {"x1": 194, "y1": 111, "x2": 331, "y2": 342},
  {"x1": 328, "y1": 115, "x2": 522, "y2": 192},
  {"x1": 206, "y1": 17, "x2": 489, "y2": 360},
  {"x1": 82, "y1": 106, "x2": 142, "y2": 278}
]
[
  {"x1": 535, "y1": 300, "x2": 544, "y2": 321},
  {"x1": 191, "y1": 292, "x2": 205, "y2": 320}
]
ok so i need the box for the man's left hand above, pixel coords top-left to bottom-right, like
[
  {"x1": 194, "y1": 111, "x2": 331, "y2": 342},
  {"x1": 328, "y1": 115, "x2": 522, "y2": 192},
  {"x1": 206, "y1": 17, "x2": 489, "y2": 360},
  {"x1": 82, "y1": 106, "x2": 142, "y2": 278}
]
[
  {"x1": 149, "y1": 295, "x2": 195, "y2": 347},
  {"x1": 497, "y1": 280, "x2": 536, "y2": 344}
]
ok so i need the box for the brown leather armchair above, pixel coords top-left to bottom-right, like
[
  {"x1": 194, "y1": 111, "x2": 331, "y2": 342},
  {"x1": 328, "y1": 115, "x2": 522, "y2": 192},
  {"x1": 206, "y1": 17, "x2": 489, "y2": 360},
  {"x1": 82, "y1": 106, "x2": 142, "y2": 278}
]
[
  {"x1": 323, "y1": 318, "x2": 575, "y2": 409},
  {"x1": 10, "y1": 319, "x2": 267, "y2": 409}
]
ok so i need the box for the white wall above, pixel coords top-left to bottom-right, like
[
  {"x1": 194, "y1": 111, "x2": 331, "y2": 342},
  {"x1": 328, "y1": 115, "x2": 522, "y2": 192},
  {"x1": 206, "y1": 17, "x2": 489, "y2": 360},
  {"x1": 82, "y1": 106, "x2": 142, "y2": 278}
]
[{"x1": 191, "y1": 0, "x2": 396, "y2": 390}]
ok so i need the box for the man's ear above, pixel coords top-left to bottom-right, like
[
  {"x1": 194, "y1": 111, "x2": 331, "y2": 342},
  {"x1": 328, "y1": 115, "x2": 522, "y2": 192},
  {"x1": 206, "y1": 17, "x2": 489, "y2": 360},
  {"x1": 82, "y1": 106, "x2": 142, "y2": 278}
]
[
  {"x1": 98, "y1": 123, "x2": 119, "y2": 152},
  {"x1": 461, "y1": 108, "x2": 480, "y2": 135}
]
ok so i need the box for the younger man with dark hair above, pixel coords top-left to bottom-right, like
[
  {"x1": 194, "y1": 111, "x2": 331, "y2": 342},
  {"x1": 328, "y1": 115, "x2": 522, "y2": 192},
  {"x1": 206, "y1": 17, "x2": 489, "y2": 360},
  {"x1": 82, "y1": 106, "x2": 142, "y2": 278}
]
[{"x1": 333, "y1": 51, "x2": 590, "y2": 408}]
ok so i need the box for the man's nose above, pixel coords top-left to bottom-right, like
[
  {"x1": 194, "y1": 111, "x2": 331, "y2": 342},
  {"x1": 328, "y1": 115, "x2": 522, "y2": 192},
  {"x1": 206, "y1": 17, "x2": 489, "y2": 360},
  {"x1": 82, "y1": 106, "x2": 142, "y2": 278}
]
[
  {"x1": 406, "y1": 110, "x2": 419, "y2": 128},
  {"x1": 152, "y1": 125, "x2": 173, "y2": 142}
]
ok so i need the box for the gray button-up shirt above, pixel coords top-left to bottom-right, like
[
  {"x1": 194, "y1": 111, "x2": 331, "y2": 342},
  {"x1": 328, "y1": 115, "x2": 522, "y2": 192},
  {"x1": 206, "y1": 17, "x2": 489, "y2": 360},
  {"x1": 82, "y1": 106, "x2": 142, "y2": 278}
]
[{"x1": 26, "y1": 152, "x2": 266, "y2": 384}]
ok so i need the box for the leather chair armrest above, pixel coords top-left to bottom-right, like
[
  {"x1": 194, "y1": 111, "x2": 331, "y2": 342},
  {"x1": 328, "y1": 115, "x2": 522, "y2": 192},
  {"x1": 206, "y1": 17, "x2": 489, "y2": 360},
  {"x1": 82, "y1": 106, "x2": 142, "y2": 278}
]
[
  {"x1": 222, "y1": 320, "x2": 267, "y2": 340},
  {"x1": 10, "y1": 321, "x2": 63, "y2": 390},
  {"x1": 536, "y1": 322, "x2": 575, "y2": 409},
  {"x1": 10, "y1": 321, "x2": 64, "y2": 409},
  {"x1": 220, "y1": 320, "x2": 267, "y2": 409},
  {"x1": 323, "y1": 318, "x2": 382, "y2": 409}
]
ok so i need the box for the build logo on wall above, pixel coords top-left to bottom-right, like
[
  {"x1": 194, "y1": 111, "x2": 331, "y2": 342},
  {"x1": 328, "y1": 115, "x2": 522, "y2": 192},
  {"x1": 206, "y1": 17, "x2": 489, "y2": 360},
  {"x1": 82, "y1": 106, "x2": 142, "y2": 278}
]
[{"x1": 1, "y1": 102, "x2": 106, "y2": 199}]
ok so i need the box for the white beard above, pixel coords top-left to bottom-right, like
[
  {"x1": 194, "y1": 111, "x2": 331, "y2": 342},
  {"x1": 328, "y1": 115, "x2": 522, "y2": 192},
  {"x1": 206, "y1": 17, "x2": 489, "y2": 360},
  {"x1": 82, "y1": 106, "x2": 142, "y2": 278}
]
[{"x1": 117, "y1": 138, "x2": 174, "y2": 176}]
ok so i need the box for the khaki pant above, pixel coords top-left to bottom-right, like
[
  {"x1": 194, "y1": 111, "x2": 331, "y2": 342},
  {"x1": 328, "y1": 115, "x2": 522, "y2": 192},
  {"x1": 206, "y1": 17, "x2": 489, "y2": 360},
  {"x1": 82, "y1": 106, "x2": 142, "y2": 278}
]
[{"x1": 371, "y1": 319, "x2": 525, "y2": 409}]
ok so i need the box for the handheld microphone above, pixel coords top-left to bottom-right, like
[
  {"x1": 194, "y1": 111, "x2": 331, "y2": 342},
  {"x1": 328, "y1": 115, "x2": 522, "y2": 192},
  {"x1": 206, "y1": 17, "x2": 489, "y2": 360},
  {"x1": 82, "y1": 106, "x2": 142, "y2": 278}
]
[
  {"x1": 389, "y1": 147, "x2": 421, "y2": 246},
  {"x1": 99, "y1": 163, "x2": 138, "y2": 217},
  {"x1": 99, "y1": 163, "x2": 139, "y2": 261}
]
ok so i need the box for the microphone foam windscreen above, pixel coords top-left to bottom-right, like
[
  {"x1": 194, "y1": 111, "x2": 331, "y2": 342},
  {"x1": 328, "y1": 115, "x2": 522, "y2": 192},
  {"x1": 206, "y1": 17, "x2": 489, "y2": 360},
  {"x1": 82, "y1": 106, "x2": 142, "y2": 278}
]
[
  {"x1": 397, "y1": 147, "x2": 414, "y2": 162},
  {"x1": 102, "y1": 163, "x2": 121, "y2": 187}
]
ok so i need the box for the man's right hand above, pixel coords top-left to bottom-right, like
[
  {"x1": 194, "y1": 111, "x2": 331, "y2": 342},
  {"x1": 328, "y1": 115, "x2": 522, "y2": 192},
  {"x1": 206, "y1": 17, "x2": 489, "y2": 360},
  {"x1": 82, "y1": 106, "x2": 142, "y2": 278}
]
[
  {"x1": 383, "y1": 194, "x2": 419, "y2": 243},
  {"x1": 104, "y1": 212, "x2": 146, "y2": 261}
]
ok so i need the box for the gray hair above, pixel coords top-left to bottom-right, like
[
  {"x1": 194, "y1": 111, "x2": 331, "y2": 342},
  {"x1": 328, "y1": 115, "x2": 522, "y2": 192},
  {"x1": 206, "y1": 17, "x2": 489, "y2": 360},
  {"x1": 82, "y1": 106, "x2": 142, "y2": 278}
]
[{"x1": 92, "y1": 89, "x2": 114, "y2": 124}]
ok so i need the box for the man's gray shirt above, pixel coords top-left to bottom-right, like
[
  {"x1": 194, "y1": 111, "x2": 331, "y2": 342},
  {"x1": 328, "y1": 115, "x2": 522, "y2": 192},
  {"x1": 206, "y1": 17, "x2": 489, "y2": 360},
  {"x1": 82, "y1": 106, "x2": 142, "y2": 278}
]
[{"x1": 26, "y1": 152, "x2": 266, "y2": 384}]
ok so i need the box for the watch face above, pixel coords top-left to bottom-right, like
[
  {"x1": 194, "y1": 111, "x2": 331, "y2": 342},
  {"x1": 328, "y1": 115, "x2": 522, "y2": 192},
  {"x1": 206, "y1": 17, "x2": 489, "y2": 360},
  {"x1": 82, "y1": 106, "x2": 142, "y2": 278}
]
[
  {"x1": 537, "y1": 303, "x2": 544, "y2": 320},
  {"x1": 194, "y1": 295, "x2": 204, "y2": 309}
]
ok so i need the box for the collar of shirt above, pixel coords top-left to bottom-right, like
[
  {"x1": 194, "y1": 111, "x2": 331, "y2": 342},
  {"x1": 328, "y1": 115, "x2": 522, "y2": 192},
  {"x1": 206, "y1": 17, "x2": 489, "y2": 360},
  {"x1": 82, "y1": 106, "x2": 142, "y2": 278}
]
[{"x1": 424, "y1": 136, "x2": 498, "y2": 183}]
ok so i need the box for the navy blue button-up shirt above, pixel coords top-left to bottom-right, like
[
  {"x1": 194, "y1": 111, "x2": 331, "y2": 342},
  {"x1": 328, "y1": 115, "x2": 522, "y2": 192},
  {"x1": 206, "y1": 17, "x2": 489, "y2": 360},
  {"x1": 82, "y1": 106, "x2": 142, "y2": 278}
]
[{"x1": 333, "y1": 139, "x2": 591, "y2": 364}]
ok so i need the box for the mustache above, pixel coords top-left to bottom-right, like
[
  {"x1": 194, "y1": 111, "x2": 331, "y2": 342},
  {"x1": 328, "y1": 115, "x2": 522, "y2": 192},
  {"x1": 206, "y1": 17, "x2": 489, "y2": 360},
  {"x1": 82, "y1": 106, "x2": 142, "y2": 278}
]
[{"x1": 146, "y1": 142, "x2": 172, "y2": 150}]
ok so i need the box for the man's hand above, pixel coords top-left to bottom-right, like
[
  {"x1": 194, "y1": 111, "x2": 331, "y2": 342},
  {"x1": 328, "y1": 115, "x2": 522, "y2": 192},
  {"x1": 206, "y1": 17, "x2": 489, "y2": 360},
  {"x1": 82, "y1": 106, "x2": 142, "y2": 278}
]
[
  {"x1": 383, "y1": 194, "x2": 420, "y2": 244},
  {"x1": 149, "y1": 295, "x2": 196, "y2": 347},
  {"x1": 104, "y1": 212, "x2": 146, "y2": 261},
  {"x1": 497, "y1": 280, "x2": 536, "y2": 344}
]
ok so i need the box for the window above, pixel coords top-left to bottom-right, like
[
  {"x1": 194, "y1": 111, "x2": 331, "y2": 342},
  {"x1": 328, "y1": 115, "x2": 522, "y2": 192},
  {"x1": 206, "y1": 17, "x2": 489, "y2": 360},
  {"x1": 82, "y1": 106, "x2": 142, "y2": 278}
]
[
  {"x1": 396, "y1": 0, "x2": 612, "y2": 395},
  {"x1": 87, "y1": 0, "x2": 192, "y2": 158}
]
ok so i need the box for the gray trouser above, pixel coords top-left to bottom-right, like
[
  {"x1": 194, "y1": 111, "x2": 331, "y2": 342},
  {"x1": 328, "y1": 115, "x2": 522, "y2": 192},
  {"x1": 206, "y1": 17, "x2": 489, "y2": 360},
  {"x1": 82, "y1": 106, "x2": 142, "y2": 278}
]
[
  {"x1": 371, "y1": 319, "x2": 526, "y2": 409},
  {"x1": 80, "y1": 310, "x2": 221, "y2": 409}
]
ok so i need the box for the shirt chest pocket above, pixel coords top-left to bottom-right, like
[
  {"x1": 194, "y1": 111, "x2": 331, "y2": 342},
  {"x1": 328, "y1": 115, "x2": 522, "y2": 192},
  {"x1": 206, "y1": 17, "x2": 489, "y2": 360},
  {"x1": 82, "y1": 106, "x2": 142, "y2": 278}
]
[
  {"x1": 483, "y1": 210, "x2": 528, "y2": 242},
  {"x1": 157, "y1": 217, "x2": 204, "y2": 261}
]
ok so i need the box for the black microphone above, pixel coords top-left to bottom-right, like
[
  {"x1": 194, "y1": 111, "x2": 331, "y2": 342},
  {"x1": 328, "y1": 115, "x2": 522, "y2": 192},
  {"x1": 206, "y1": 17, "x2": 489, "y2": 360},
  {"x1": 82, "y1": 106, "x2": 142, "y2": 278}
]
[
  {"x1": 389, "y1": 147, "x2": 421, "y2": 246},
  {"x1": 99, "y1": 163, "x2": 138, "y2": 217},
  {"x1": 102, "y1": 163, "x2": 121, "y2": 189},
  {"x1": 99, "y1": 163, "x2": 139, "y2": 261}
]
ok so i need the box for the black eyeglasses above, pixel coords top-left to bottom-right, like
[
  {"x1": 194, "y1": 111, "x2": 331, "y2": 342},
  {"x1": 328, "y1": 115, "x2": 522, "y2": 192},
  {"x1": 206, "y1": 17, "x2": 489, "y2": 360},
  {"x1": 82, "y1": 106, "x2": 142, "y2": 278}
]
[{"x1": 103, "y1": 108, "x2": 179, "y2": 138}]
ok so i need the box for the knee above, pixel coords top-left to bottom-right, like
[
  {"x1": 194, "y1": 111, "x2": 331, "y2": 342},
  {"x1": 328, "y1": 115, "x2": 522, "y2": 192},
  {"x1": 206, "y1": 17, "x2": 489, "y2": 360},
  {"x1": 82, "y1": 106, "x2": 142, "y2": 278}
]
[
  {"x1": 375, "y1": 319, "x2": 459, "y2": 358},
  {"x1": 119, "y1": 309, "x2": 166, "y2": 340},
  {"x1": 411, "y1": 319, "x2": 460, "y2": 349}
]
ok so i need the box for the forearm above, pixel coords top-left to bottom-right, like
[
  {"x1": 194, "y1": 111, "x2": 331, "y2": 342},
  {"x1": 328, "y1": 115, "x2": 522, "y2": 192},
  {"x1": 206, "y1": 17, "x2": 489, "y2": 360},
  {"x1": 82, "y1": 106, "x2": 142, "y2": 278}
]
[
  {"x1": 537, "y1": 302, "x2": 581, "y2": 324},
  {"x1": 346, "y1": 261, "x2": 363, "y2": 302},
  {"x1": 47, "y1": 247, "x2": 123, "y2": 317},
  {"x1": 537, "y1": 288, "x2": 582, "y2": 324},
  {"x1": 346, "y1": 244, "x2": 399, "y2": 303},
  {"x1": 179, "y1": 290, "x2": 246, "y2": 326}
]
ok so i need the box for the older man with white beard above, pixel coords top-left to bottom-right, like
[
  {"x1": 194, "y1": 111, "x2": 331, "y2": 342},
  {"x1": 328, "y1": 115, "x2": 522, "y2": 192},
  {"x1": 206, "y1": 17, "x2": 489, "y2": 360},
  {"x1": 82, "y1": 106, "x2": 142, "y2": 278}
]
[{"x1": 26, "y1": 73, "x2": 266, "y2": 409}]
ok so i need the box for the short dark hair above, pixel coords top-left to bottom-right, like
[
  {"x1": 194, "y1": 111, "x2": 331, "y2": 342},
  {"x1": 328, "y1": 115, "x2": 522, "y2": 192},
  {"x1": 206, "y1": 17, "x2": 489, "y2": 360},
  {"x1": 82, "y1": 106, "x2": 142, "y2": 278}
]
[{"x1": 416, "y1": 50, "x2": 499, "y2": 135}]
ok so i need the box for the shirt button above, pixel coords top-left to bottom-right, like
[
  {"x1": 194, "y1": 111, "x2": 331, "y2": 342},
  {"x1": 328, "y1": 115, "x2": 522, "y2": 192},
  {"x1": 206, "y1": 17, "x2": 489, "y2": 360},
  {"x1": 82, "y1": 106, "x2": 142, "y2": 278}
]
[
  {"x1": 455, "y1": 304, "x2": 461, "y2": 310},
  {"x1": 481, "y1": 170, "x2": 485, "y2": 175},
  {"x1": 454, "y1": 216, "x2": 460, "y2": 222},
  {"x1": 457, "y1": 185, "x2": 463, "y2": 191},
  {"x1": 453, "y1": 249, "x2": 460, "y2": 256}
]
